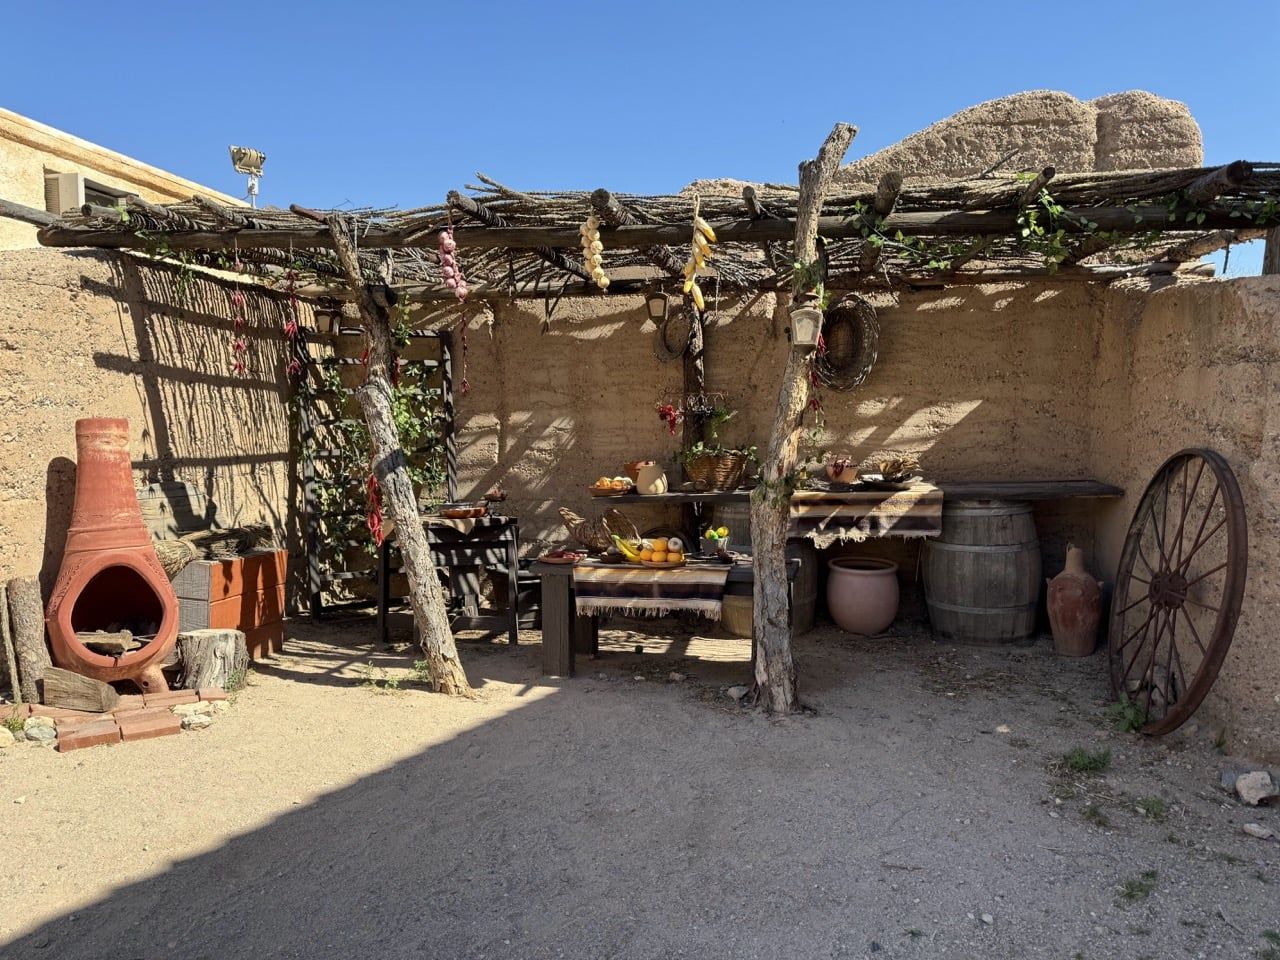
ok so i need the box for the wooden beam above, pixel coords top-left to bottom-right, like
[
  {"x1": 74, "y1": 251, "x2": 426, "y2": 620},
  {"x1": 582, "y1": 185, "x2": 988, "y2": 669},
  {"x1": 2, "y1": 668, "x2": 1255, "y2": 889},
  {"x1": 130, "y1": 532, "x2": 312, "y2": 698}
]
[
  {"x1": 0, "y1": 198, "x2": 57, "y2": 227},
  {"x1": 589, "y1": 188, "x2": 686, "y2": 277},
  {"x1": 1159, "y1": 229, "x2": 1265, "y2": 263},
  {"x1": 38, "y1": 201, "x2": 1278, "y2": 255},
  {"x1": 1184, "y1": 160, "x2": 1253, "y2": 204},
  {"x1": 858, "y1": 171, "x2": 904, "y2": 273},
  {"x1": 1016, "y1": 166, "x2": 1055, "y2": 209},
  {"x1": 446, "y1": 191, "x2": 590, "y2": 281},
  {"x1": 1265, "y1": 227, "x2": 1280, "y2": 275}
]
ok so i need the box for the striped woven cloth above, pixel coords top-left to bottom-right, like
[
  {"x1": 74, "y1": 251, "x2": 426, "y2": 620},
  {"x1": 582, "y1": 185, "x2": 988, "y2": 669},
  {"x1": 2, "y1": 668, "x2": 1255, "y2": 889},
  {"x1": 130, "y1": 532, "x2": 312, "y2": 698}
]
[
  {"x1": 789, "y1": 482, "x2": 943, "y2": 547},
  {"x1": 573, "y1": 562, "x2": 731, "y2": 619}
]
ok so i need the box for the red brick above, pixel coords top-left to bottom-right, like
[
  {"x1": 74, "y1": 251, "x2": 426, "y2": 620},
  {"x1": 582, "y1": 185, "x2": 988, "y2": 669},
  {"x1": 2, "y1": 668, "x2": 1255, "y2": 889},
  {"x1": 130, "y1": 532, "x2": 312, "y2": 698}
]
[
  {"x1": 55, "y1": 713, "x2": 109, "y2": 733},
  {"x1": 56, "y1": 720, "x2": 121, "y2": 752},
  {"x1": 117, "y1": 710, "x2": 182, "y2": 743},
  {"x1": 116, "y1": 694, "x2": 146, "y2": 711},
  {"x1": 30, "y1": 704, "x2": 96, "y2": 719},
  {"x1": 1, "y1": 704, "x2": 33, "y2": 721},
  {"x1": 197, "y1": 688, "x2": 228, "y2": 702},
  {"x1": 142, "y1": 689, "x2": 199, "y2": 708}
]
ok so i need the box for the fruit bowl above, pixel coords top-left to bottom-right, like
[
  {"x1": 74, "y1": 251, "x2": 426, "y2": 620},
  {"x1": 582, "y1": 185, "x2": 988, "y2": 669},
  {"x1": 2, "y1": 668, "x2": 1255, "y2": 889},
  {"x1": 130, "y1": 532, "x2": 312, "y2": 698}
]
[
  {"x1": 589, "y1": 485, "x2": 633, "y2": 497},
  {"x1": 641, "y1": 557, "x2": 686, "y2": 568}
]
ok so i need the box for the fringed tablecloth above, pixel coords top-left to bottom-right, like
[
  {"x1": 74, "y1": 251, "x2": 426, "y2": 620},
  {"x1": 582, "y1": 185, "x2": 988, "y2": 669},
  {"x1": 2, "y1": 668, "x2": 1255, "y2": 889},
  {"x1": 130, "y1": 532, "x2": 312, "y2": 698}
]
[
  {"x1": 789, "y1": 482, "x2": 943, "y2": 548},
  {"x1": 573, "y1": 563, "x2": 731, "y2": 620}
]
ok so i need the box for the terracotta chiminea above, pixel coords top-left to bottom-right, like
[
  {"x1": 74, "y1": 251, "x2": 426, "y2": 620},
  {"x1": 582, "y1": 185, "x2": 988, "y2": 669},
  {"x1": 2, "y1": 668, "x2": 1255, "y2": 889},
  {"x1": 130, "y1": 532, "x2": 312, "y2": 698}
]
[{"x1": 45, "y1": 418, "x2": 178, "y2": 693}]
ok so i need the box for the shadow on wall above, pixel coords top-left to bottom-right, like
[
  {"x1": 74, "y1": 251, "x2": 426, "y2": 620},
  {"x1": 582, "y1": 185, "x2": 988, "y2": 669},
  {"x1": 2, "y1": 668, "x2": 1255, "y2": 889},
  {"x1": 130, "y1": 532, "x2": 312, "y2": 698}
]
[{"x1": 71, "y1": 253, "x2": 303, "y2": 600}]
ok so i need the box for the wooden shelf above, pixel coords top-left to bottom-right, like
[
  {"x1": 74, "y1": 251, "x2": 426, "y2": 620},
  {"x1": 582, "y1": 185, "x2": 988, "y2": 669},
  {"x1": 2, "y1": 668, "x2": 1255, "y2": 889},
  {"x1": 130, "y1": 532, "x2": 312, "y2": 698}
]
[{"x1": 617, "y1": 479, "x2": 1122, "y2": 506}]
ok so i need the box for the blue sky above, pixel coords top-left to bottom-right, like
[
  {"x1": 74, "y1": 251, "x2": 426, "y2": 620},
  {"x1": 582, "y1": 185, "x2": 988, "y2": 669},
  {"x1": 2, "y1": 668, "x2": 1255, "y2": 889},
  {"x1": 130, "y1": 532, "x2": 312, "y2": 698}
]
[{"x1": 4, "y1": 1, "x2": 1277, "y2": 272}]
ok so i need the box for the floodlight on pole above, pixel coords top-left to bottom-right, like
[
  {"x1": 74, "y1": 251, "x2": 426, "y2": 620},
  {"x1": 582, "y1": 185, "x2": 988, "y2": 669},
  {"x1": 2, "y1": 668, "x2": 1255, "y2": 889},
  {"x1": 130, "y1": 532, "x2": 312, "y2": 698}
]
[{"x1": 228, "y1": 145, "x2": 266, "y2": 208}]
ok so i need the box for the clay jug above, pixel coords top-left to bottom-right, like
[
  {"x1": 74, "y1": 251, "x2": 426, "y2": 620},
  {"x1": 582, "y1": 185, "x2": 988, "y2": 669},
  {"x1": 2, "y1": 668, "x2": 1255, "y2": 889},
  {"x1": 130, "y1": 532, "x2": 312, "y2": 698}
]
[
  {"x1": 1046, "y1": 544, "x2": 1102, "y2": 657},
  {"x1": 635, "y1": 462, "x2": 668, "y2": 495}
]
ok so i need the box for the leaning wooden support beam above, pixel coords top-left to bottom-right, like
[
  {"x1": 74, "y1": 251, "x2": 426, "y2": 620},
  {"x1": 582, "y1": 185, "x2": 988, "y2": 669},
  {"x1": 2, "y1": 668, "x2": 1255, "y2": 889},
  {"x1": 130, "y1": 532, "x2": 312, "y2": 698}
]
[
  {"x1": 0, "y1": 198, "x2": 57, "y2": 227},
  {"x1": 446, "y1": 191, "x2": 591, "y2": 281},
  {"x1": 858, "y1": 171, "x2": 904, "y2": 273},
  {"x1": 741, "y1": 185, "x2": 789, "y2": 278},
  {"x1": 1016, "y1": 166, "x2": 1056, "y2": 209},
  {"x1": 1158, "y1": 229, "x2": 1265, "y2": 263},
  {"x1": 1266, "y1": 227, "x2": 1280, "y2": 275},
  {"x1": 751, "y1": 121, "x2": 858, "y2": 715},
  {"x1": 590, "y1": 188, "x2": 686, "y2": 278},
  {"x1": 1184, "y1": 160, "x2": 1253, "y2": 204}
]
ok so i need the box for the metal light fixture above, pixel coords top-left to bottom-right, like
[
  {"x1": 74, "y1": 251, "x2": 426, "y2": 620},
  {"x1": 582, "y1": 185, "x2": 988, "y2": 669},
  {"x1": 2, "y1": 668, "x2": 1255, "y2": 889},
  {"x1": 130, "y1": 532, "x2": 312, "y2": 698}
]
[
  {"x1": 228, "y1": 145, "x2": 266, "y2": 208},
  {"x1": 645, "y1": 291, "x2": 670, "y2": 325},
  {"x1": 788, "y1": 305, "x2": 824, "y2": 352}
]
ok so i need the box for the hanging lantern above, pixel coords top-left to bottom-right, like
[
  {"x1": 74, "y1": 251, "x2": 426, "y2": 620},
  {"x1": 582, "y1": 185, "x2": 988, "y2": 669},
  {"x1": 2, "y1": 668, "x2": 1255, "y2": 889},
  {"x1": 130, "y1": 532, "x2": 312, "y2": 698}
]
[
  {"x1": 645, "y1": 291, "x2": 670, "y2": 325},
  {"x1": 788, "y1": 306, "x2": 823, "y2": 351}
]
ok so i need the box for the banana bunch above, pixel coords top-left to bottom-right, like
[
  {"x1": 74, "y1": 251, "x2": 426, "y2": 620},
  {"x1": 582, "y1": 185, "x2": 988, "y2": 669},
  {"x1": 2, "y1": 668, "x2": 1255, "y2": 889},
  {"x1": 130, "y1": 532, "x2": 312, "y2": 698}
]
[
  {"x1": 612, "y1": 534, "x2": 643, "y2": 561},
  {"x1": 580, "y1": 215, "x2": 610, "y2": 290},
  {"x1": 682, "y1": 200, "x2": 717, "y2": 311}
]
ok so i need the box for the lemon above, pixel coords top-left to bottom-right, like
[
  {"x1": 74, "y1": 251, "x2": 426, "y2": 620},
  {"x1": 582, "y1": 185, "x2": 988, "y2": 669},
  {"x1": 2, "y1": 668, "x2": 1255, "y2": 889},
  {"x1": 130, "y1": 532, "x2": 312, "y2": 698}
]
[{"x1": 716, "y1": 526, "x2": 729, "y2": 538}]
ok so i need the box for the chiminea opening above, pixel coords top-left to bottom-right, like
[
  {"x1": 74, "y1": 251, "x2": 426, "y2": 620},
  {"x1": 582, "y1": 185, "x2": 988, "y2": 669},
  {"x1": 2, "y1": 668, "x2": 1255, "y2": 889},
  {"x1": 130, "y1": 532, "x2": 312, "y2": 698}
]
[{"x1": 69, "y1": 564, "x2": 165, "y2": 644}]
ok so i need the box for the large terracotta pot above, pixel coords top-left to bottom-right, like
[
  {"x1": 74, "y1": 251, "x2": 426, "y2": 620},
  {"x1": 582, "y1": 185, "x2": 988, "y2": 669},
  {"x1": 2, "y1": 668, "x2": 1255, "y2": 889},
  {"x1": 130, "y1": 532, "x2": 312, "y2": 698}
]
[
  {"x1": 45, "y1": 418, "x2": 178, "y2": 693},
  {"x1": 1046, "y1": 544, "x2": 1102, "y2": 657},
  {"x1": 827, "y1": 558, "x2": 899, "y2": 635}
]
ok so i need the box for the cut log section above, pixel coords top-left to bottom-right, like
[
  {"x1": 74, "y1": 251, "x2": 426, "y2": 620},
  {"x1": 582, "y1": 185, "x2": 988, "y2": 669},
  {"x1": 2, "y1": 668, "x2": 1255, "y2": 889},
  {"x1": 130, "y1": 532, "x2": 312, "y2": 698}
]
[
  {"x1": 7, "y1": 576, "x2": 50, "y2": 704},
  {"x1": 40, "y1": 666, "x2": 120, "y2": 713},
  {"x1": 176, "y1": 629, "x2": 249, "y2": 690}
]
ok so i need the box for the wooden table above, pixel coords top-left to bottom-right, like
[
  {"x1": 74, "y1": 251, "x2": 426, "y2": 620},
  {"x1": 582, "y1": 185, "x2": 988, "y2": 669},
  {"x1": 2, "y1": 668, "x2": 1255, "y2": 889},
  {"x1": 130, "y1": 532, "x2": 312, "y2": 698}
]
[
  {"x1": 622, "y1": 478, "x2": 1123, "y2": 506},
  {"x1": 530, "y1": 558, "x2": 798, "y2": 677}
]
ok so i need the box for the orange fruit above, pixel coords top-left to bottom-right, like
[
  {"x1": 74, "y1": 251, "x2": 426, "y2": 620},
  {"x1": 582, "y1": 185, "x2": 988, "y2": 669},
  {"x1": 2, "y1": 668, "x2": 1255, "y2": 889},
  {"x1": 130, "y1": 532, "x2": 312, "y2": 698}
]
[
  {"x1": 650, "y1": 537, "x2": 669, "y2": 553},
  {"x1": 668, "y1": 551, "x2": 683, "y2": 564},
  {"x1": 640, "y1": 549, "x2": 654, "y2": 562},
  {"x1": 651, "y1": 551, "x2": 667, "y2": 564}
]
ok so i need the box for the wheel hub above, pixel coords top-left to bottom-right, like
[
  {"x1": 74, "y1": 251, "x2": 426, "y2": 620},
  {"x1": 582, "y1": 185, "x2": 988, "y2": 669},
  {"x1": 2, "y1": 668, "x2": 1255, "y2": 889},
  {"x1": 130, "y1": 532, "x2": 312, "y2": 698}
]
[{"x1": 1148, "y1": 569, "x2": 1188, "y2": 609}]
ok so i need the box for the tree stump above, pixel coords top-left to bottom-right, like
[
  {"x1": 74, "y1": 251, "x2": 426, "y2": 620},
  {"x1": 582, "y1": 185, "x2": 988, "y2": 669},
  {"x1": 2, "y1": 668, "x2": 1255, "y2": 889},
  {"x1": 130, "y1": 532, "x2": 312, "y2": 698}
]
[
  {"x1": 7, "y1": 576, "x2": 51, "y2": 704},
  {"x1": 176, "y1": 629, "x2": 249, "y2": 690}
]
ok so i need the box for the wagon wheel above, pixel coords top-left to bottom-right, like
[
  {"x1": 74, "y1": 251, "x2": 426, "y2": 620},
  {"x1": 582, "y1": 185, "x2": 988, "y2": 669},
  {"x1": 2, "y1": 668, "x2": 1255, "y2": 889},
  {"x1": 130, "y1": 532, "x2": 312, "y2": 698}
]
[{"x1": 1107, "y1": 449, "x2": 1247, "y2": 736}]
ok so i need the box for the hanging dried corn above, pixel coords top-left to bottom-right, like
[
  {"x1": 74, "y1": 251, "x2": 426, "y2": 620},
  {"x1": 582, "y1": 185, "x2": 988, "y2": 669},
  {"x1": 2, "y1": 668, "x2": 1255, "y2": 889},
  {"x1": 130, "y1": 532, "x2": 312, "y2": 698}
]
[
  {"x1": 579, "y1": 215, "x2": 610, "y2": 290},
  {"x1": 682, "y1": 196, "x2": 716, "y2": 311}
]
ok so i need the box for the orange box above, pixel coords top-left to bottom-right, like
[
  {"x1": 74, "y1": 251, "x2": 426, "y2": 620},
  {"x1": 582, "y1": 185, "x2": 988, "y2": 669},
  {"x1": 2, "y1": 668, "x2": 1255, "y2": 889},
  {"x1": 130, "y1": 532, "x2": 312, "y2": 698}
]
[
  {"x1": 171, "y1": 550, "x2": 288, "y2": 602},
  {"x1": 244, "y1": 621, "x2": 284, "y2": 661}
]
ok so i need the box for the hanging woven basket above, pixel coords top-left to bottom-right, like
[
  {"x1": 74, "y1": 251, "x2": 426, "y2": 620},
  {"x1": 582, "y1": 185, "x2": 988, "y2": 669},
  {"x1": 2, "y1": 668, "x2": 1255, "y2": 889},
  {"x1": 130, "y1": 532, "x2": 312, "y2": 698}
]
[
  {"x1": 686, "y1": 453, "x2": 749, "y2": 492},
  {"x1": 815, "y1": 297, "x2": 879, "y2": 391}
]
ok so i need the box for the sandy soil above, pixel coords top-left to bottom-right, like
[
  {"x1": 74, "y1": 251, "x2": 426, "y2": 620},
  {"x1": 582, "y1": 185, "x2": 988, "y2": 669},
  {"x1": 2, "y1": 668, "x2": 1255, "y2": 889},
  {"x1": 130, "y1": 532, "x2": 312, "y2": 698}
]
[{"x1": 1, "y1": 615, "x2": 1276, "y2": 960}]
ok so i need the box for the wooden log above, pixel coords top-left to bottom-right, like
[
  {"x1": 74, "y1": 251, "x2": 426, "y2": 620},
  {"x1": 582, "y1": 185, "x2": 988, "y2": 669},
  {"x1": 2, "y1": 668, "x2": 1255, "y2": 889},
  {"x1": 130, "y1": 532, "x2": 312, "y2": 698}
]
[
  {"x1": 7, "y1": 576, "x2": 50, "y2": 704},
  {"x1": 751, "y1": 122, "x2": 857, "y2": 714},
  {"x1": 1158, "y1": 229, "x2": 1265, "y2": 263},
  {"x1": 40, "y1": 666, "x2": 119, "y2": 713},
  {"x1": 38, "y1": 204, "x2": 1278, "y2": 254},
  {"x1": 324, "y1": 216, "x2": 472, "y2": 697},
  {"x1": 1016, "y1": 166, "x2": 1056, "y2": 209},
  {"x1": 1184, "y1": 160, "x2": 1253, "y2": 204},
  {"x1": 1264, "y1": 227, "x2": 1280, "y2": 275},
  {"x1": 858, "y1": 172, "x2": 903, "y2": 273},
  {"x1": 0, "y1": 582, "x2": 20, "y2": 703},
  {"x1": 0, "y1": 198, "x2": 57, "y2": 228},
  {"x1": 590, "y1": 188, "x2": 686, "y2": 277},
  {"x1": 77, "y1": 630, "x2": 141, "y2": 656},
  {"x1": 176, "y1": 629, "x2": 249, "y2": 690}
]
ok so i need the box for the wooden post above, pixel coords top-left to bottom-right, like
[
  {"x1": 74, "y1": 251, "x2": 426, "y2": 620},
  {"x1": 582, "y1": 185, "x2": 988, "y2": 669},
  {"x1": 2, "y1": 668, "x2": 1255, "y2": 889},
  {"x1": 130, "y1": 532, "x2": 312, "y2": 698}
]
[
  {"x1": 0, "y1": 582, "x2": 21, "y2": 703},
  {"x1": 7, "y1": 576, "x2": 50, "y2": 704},
  {"x1": 323, "y1": 215, "x2": 472, "y2": 697},
  {"x1": 749, "y1": 123, "x2": 857, "y2": 713},
  {"x1": 1264, "y1": 228, "x2": 1280, "y2": 275}
]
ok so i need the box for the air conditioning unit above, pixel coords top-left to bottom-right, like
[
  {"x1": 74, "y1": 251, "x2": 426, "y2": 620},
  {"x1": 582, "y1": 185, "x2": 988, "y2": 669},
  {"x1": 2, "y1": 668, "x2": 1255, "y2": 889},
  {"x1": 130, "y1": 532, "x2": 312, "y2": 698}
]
[{"x1": 43, "y1": 171, "x2": 85, "y2": 215}]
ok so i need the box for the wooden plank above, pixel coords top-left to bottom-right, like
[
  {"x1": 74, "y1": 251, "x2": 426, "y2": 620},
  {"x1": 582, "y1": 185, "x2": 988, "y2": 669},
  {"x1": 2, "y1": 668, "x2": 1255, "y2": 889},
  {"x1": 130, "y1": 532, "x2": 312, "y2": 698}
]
[
  {"x1": 536, "y1": 566, "x2": 575, "y2": 676},
  {"x1": 936, "y1": 480, "x2": 1123, "y2": 500}
]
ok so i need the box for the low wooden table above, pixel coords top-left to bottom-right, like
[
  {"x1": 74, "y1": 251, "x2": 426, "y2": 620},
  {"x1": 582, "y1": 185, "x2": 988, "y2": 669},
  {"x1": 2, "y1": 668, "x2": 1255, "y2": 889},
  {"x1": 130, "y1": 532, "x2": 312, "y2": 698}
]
[{"x1": 531, "y1": 558, "x2": 798, "y2": 677}]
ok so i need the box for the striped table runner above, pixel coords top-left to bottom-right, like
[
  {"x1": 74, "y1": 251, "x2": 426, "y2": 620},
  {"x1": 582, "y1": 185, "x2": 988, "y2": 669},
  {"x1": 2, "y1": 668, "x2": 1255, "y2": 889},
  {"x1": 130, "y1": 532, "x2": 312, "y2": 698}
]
[
  {"x1": 573, "y1": 563, "x2": 732, "y2": 619},
  {"x1": 789, "y1": 482, "x2": 943, "y2": 547}
]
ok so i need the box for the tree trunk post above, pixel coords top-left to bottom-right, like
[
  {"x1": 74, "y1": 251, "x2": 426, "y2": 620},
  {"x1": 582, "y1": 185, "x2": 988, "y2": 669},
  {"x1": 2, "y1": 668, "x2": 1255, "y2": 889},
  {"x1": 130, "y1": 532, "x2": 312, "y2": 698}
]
[
  {"x1": 324, "y1": 216, "x2": 473, "y2": 697},
  {"x1": 8, "y1": 576, "x2": 51, "y2": 704},
  {"x1": 750, "y1": 123, "x2": 857, "y2": 713}
]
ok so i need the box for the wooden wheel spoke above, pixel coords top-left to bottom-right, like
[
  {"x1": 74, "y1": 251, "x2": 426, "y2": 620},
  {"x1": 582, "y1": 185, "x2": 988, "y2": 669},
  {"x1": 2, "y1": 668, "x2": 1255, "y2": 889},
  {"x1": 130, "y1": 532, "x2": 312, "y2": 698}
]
[
  {"x1": 1140, "y1": 609, "x2": 1170, "y2": 716},
  {"x1": 1117, "y1": 608, "x2": 1157, "y2": 656},
  {"x1": 1145, "y1": 490, "x2": 1169, "y2": 568},
  {"x1": 1182, "y1": 561, "x2": 1228, "y2": 591},
  {"x1": 1136, "y1": 544, "x2": 1158, "y2": 578},
  {"x1": 1176, "y1": 485, "x2": 1221, "y2": 572},
  {"x1": 1178, "y1": 516, "x2": 1227, "y2": 574},
  {"x1": 1116, "y1": 592, "x2": 1150, "y2": 617},
  {"x1": 1168, "y1": 632, "x2": 1189, "y2": 698},
  {"x1": 1120, "y1": 610, "x2": 1158, "y2": 680},
  {"x1": 1178, "y1": 605, "x2": 1209, "y2": 657},
  {"x1": 1182, "y1": 595, "x2": 1219, "y2": 614},
  {"x1": 1173, "y1": 459, "x2": 1206, "y2": 569}
]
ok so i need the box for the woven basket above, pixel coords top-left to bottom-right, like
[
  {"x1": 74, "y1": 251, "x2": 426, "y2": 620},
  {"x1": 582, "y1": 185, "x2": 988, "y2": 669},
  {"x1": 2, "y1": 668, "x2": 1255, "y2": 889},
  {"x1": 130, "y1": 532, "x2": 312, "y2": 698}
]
[
  {"x1": 154, "y1": 539, "x2": 198, "y2": 579},
  {"x1": 687, "y1": 453, "x2": 748, "y2": 492}
]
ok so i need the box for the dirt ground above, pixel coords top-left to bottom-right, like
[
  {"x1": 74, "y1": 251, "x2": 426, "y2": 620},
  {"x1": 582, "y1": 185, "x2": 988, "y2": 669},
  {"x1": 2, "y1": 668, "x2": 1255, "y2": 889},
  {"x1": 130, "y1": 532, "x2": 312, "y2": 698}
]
[{"x1": 1, "y1": 615, "x2": 1276, "y2": 960}]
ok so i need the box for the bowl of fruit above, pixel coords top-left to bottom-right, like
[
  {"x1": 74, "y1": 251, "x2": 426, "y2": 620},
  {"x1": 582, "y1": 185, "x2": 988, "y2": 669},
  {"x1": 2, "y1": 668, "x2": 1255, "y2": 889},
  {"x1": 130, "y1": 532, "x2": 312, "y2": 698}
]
[
  {"x1": 613, "y1": 535, "x2": 685, "y2": 567},
  {"x1": 590, "y1": 475, "x2": 635, "y2": 497},
  {"x1": 701, "y1": 525, "x2": 731, "y2": 558}
]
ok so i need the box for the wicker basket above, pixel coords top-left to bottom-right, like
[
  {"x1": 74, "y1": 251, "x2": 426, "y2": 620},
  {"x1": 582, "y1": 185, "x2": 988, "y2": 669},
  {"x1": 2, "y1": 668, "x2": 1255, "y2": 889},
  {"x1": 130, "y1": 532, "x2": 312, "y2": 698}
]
[{"x1": 687, "y1": 453, "x2": 748, "y2": 492}]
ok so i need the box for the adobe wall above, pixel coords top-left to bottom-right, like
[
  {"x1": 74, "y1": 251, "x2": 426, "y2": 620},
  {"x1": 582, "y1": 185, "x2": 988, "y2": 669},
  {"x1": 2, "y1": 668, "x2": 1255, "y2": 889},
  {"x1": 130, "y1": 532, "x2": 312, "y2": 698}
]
[
  {"x1": 1090, "y1": 276, "x2": 1280, "y2": 758},
  {"x1": 0, "y1": 248, "x2": 300, "y2": 598}
]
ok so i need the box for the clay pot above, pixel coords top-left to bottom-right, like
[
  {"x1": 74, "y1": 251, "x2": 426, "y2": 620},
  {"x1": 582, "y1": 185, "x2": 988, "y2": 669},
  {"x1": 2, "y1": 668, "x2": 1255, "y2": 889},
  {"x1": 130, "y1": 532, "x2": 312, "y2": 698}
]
[
  {"x1": 635, "y1": 462, "x2": 668, "y2": 495},
  {"x1": 827, "y1": 558, "x2": 899, "y2": 635},
  {"x1": 1046, "y1": 544, "x2": 1102, "y2": 657},
  {"x1": 624, "y1": 459, "x2": 654, "y2": 483},
  {"x1": 825, "y1": 459, "x2": 859, "y2": 485},
  {"x1": 44, "y1": 418, "x2": 179, "y2": 693}
]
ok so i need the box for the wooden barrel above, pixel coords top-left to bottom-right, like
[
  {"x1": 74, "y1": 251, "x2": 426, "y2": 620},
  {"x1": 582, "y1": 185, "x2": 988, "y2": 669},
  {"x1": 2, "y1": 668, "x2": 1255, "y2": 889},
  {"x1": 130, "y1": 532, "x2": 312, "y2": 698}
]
[
  {"x1": 713, "y1": 502, "x2": 816, "y2": 634},
  {"x1": 921, "y1": 500, "x2": 1041, "y2": 644}
]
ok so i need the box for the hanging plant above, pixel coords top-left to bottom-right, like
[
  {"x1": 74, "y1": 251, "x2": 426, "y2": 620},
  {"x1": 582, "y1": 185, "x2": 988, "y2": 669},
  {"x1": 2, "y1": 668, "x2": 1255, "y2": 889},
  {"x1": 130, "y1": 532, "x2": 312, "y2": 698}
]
[
  {"x1": 282, "y1": 267, "x2": 302, "y2": 378},
  {"x1": 229, "y1": 288, "x2": 249, "y2": 375}
]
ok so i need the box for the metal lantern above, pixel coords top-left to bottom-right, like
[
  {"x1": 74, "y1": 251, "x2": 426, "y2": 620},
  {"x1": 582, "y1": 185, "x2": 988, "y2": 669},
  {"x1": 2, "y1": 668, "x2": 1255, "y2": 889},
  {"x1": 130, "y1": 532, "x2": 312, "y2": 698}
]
[
  {"x1": 789, "y1": 306, "x2": 823, "y2": 351},
  {"x1": 645, "y1": 291, "x2": 670, "y2": 325}
]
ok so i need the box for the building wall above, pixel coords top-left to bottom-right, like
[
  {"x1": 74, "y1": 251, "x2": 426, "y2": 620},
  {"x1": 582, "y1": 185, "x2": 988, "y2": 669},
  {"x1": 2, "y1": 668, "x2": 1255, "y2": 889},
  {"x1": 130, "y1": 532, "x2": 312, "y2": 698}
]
[
  {"x1": 0, "y1": 109, "x2": 242, "y2": 249},
  {"x1": 0, "y1": 248, "x2": 300, "y2": 600}
]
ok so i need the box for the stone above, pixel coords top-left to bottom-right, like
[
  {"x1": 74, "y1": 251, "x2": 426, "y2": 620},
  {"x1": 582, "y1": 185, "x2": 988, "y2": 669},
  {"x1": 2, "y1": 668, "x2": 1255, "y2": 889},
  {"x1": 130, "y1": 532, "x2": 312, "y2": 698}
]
[
  {"x1": 180, "y1": 713, "x2": 213, "y2": 731},
  {"x1": 981, "y1": 914, "x2": 995, "y2": 926},
  {"x1": 1243, "y1": 822, "x2": 1276, "y2": 840},
  {"x1": 23, "y1": 715, "x2": 54, "y2": 732},
  {"x1": 23, "y1": 719, "x2": 56, "y2": 741},
  {"x1": 0, "y1": 727, "x2": 14, "y2": 748},
  {"x1": 1235, "y1": 771, "x2": 1279, "y2": 806},
  {"x1": 210, "y1": 699, "x2": 231, "y2": 713},
  {"x1": 171, "y1": 701, "x2": 214, "y2": 718},
  {"x1": 727, "y1": 685, "x2": 750, "y2": 701},
  {"x1": 667, "y1": 672, "x2": 686, "y2": 682}
]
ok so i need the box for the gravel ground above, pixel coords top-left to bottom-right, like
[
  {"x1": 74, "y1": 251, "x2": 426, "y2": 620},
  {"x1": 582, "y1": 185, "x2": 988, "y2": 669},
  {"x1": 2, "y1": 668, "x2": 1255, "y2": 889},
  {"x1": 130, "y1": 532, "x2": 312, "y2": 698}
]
[{"x1": 1, "y1": 616, "x2": 1276, "y2": 960}]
